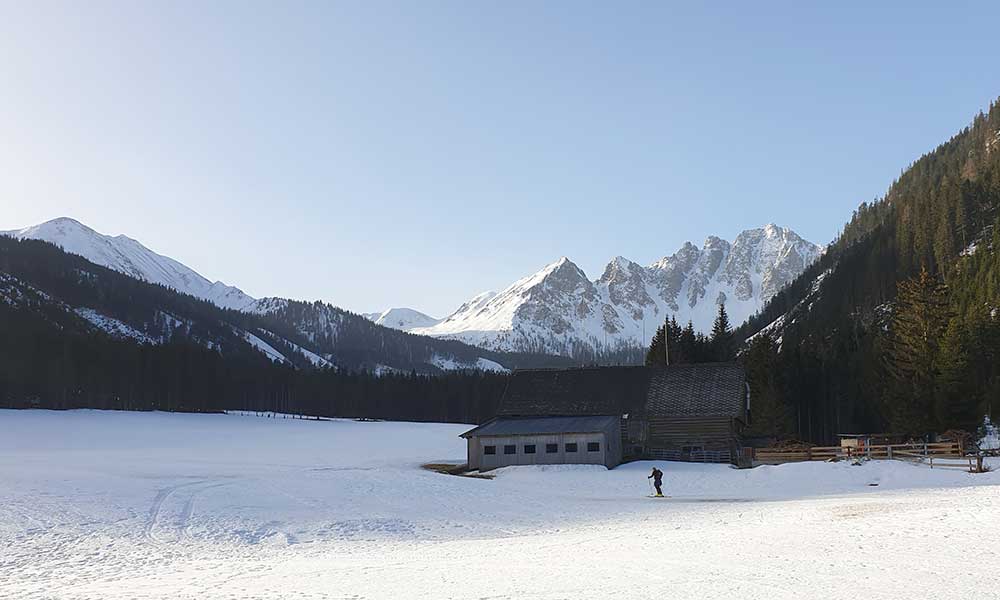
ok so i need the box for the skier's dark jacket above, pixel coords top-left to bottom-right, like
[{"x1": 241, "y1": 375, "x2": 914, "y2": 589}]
[{"x1": 648, "y1": 468, "x2": 663, "y2": 484}]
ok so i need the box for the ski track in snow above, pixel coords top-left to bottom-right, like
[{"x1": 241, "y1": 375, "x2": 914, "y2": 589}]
[
  {"x1": 144, "y1": 480, "x2": 233, "y2": 545},
  {"x1": 1, "y1": 410, "x2": 999, "y2": 599}
]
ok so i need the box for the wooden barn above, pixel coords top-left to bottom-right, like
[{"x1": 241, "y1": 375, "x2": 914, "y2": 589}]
[{"x1": 461, "y1": 363, "x2": 748, "y2": 471}]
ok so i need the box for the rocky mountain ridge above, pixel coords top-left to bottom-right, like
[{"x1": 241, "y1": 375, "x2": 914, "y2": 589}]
[{"x1": 399, "y1": 224, "x2": 823, "y2": 356}]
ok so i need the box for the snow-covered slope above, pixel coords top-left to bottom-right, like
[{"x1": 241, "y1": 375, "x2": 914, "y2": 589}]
[
  {"x1": 3, "y1": 410, "x2": 999, "y2": 600},
  {"x1": 430, "y1": 354, "x2": 509, "y2": 373},
  {"x1": 366, "y1": 307, "x2": 442, "y2": 330},
  {"x1": 409, "y1": 225, "x2": 823, "y2": 355},
  {"x1": 3, "y1": 218, "x2": 258, "y2": 311}
]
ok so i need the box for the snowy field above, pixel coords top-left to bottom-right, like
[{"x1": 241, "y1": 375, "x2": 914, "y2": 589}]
[{"x1": 2, "y1": 411, "x2": 999, "y2": 600}]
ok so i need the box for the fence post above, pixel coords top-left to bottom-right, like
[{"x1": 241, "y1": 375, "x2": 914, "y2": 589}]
[{"x1": 887, "y1": 445, "x2": 893, "y2": 460}]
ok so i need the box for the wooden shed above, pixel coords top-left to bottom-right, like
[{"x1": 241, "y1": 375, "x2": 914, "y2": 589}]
[
  {"x1": 461, "y1": 363, "x2": 748, "y2": 471},
  {"x1": 637, "y1": 363, "x2": 750, "y2": 462}
]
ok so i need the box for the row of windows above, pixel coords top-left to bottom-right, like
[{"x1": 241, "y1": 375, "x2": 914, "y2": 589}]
[{"x1": 483, "y1": 442, "x2": 600, "y2": 456}]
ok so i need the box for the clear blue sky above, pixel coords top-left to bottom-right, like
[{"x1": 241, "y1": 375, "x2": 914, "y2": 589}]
[{"x1": 3, "y1": 1, "x2": 999, "y2": 316}]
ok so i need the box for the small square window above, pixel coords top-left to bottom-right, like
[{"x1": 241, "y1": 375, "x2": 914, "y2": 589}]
[
  {"x1": 546, "y1": 443, "x2": 559, "y2": 454},
  {"x1": 587, "y1": 442, "x2": 600, "y2": 452},
  {"x1": 504, "y1": 444, "x2": 516, "y2": 455},
  {"x1": 565, "y1": 443, "x2": 578, "y2": 453},
  {"x1": 524, "y1": 444, "x2": 536, "y2": 454},
  {"x1": 484, "y1": 445, "x2": 496, "y2": 455}
]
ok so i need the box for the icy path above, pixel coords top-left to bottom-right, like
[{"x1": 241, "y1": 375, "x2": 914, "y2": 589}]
[{"x1": 1, "y1": 410, "x2": 998, "y2": 599}]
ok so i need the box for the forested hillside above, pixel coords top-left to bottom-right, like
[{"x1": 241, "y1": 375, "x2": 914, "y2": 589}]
[
  {"x1": 738, "y1": 99, "x2": 1000, "y2": 442},
  {"x1": 0, "y1": 237, "x2": 537, "y2": 422}
]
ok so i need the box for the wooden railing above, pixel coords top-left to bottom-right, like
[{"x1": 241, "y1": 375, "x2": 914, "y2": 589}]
[
  {"x1": 754, "y1": 442, "x2": 978, "y2": 470},
  {"x1": 647, "y1": 448, "x2": 732, "y2": 463},
  {"x1": 891, "y1": 450, "x2": 986, "y2": 472}
]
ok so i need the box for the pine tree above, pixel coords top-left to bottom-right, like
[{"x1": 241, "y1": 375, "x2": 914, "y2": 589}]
[
  {"x1": 644, "y1": 325, "x2": 666, "y2": 366},
  {"x1": 937, "y1": 316, "x2": 978, "y2": 430},
  {"x1": 884, "y1": 267, "x2": 950, "y2": 433},
  {"x1": 742, "y1": 333, "x2": 793, "y2": 438},
  {"x1": 645, "y1": 317, "x2": 683, "y2": 365},
  {"x1": 710, "y1": 302, "x2": 733, "y2": 361},
  {"x1": 933, "y1": 207, "x2": 956, "y2": 275},
  {"x1": 679, "y1": 321, "x2": 697, "y2": 363}
]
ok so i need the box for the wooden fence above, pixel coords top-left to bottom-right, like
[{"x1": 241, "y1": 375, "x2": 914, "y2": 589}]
[
  {"x1": 647, "y1": 448, "x2": 733, "y2": 463},
  {"x1": 754, "y1": 441, "x2": 985, "y2": 472}
]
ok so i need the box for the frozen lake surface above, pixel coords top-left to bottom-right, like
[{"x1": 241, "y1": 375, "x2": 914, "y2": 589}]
[{"x1": 2, "y1": 410, "x2": 998, "y2": 599}]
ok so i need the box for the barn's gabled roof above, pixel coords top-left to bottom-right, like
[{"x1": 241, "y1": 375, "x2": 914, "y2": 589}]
[
  {"x1": 645, "y1": 363, "x2": 747, "y2": 418},
  {"x1": 491, "y1": 363, "x2": 746, "y2": 421},
  {"x1": 460, "y1": 415, "x2": 619, "y2": 438},
  {"x1": 495, "y1": 366, "x2": 650, "y2": 417}
]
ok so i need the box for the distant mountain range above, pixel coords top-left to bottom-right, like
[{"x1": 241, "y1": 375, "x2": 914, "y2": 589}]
[
  {"x1": 5, "y1": 217, "x2": 821, "y2": 363},
  {"x1": 1, "y1": 219, "x2": 578, "y2": 373},
  {"x1": 367, "y1": 225, "x2": 823, "y2": 356}
]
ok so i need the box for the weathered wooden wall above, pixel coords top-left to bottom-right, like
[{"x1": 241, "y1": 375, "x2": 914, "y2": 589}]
[
  {"x1": 621, "y1": 415, "x2": 742, "y2": 463},
  {"x1": 648, "y1": 415, "x2": 736, "y2": 448}
]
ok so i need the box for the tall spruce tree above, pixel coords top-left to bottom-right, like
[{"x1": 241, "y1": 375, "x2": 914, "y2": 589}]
[
  {"x1": 645, "y1": 324, "x2": 666, "y2": 366},
  {"x1": 742, "y1": 333, "x2": 793, "y2": 438},
  {"x1": 679, "y1": 321, "x2": 698, "y2": 362},
  {"x1": 884, "y1": 267, "x2": 950, "y2": 433},
  {"x1": 710, "y1": 302, "x2": 733, "y2": 361},
  {"x1": 645, "y1": 317, "x2": 684, "y2": 365},
  {"x1": 937, "y1": 315, "x2": 980, "y2": 429}
]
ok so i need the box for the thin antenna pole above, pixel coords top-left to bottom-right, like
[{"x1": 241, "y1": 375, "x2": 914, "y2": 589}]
[{"x1": 664, "y1": 315, "x2": 670, "y2": 366}]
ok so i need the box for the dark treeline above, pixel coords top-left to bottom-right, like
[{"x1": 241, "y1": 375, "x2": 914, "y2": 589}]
[
  {"x1": 735, "y1": 98, "x2": 1000, "y2": 443},
  {"x1": 0, "y1": 300, "x2": 508, "y2": 423},
  {"x1": 644, "y1": 304, "x2": 735, "y2": 366}
]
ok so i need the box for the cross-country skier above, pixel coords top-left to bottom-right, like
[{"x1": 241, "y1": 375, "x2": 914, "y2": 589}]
[{"x1": 648, "y1": 466, "x2": 664, "y2": 497}]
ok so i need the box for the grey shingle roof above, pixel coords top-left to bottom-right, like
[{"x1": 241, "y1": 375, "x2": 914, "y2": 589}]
[
  {"x1": 645, "y1": 363, "x2": 747, "y2": 418},
  {"x1": 460, "y1": 415, "x2": 619, "y2": 438},
  {"x1": 496, "y1": 366, "x2": 651, "y2": 417},
  {"x1": 493, "y1": 363, "x2": 746, "y2": 420}
]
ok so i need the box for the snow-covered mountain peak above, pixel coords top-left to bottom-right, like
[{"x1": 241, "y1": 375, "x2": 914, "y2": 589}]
[
  {"x1": 537, "y1": 256, "x2": 579, "y2": 277},
  {"x1": 607, "y1": 255, "x2": 636, "y2": 269},
  {"x1": 3, "y1": 217, "x2": 259, "y2": 311},
  {"x1": 598, "y1": 256, "x2": 645, "y2": 287},
  {"x1": 650, "y1": 241, "x2": 699, "y2": 271},
  {"x1": 9, "y1": 216, "x2": 93, "y2": 240},
  {"x1": 533, "y1": 258, "x2": 596, "y2": 301},
  {"x1": 405, "y1": 225, "x2": 824, "y2": 356},
  {"x1": 369, "y1": 307, "x2": 442, "y2": 330},
  {"x1": 505, "y1": 257, "x2": 594, "y2": 301},
  {"x1": 703, "y1": 234, "x2": 729, "y2": 248}
]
